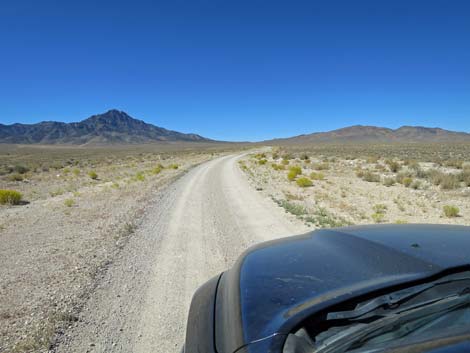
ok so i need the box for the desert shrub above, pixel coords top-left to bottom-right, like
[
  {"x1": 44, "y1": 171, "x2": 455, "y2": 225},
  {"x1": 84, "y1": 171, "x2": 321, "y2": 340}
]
[
  {"x1": 289, "y1": 165, "x2": 302, "y2": 175},
  {"x1": 312, "y1": 162, "x2": 330, "y2": 170},
  {"x1": 50, "y1": 189, "x2": 64, "y2": 197},
  {"x1": 382, "y1": 177, "x2": 396, "y2": 187},
  {"x1": 282, "y1": 153, "x2": 293, "y2": 160},
  {"x1": 305, "y1": 207, "x2": 351, "y2": 228},
  {"x1": 271, "y1": 164, "x2": 285, "y2": 171},
  {"x1": 135, "y1": 172, "x2": 145, "y2": 181},
  {"x1": 366, "y1": 156, "x2": 379, "y2": 164},
  {"x1": 425, "y1": 169, "x2": 443, "y2": 185},
  {"x1": 296, "y1": 177, "x2": 313, "y2": 187},
  {"x1": 254, "y1": 153, "x2": 266, "y2": 159},
  {"x1": 385, "y1": 160, "x2": 401, "y2": 173},
  {"x1": 88, "y1": 171, "x2": 98, "y2": 180},
  {"x1": 458, "y1": 169, "x2": 470, "y2": 187},
  {"x1": 64, "y1": 198, "x2": 75, "y2": 207},
  {"x1": 415, "y1": 167, "x2": 427, "y2": 179},
  {"x1": 373, "y1": 204, "x2": 388, "y2": 214},
  {"x1": 50, "y1": 162, "x2": 64, "y2": 170},
  {"x1": 299, "y1": 153, "x2": 310, "y2": 161},
  {"x1": 371, "y1": 204, "x2": 387, "y2": 223},
  {"x1": 439, "y1": 174, "x2": 461, "y2": 190},
  {"x1": 287, "y1": 170, "x2": 298, "y2": 181},
  {"x1": 7, "y1": 173, "x2": 24, "y2": 181},
  {"x1": 258, "y1": 159, "x2": 267, "y2": 165},
  {"x1": 396, "y1": 171, "x2": 412, "y2": 184},
  {"x1": 404, "y1": 159, "x2": 420, "y2": 170},
  {"x1": 362, "y1": 171, "x2": 381, "y2": 183},
  {"x1": 0, "y1": 189, "x2": 22, "y2": 205},
  {"x1": 402, "y1": 177, "x2": 413, "y2": 187},
  {"x1": 310, "y1": 172, "x2": 325, "y2": 180},
  {"x1": 371, "y1": 213, "x2": 386, "y2": 223},
  {"x1": 168, "y1": 163, "x2": 179, "y2": 169},
  {"x1": 355, "y1": 169, "x2": 365, "y2": 178},
  {"x1": 424, "y1": 169, "x2": 460, "y2": 189},
  {"x1": 273, "y1": 198, "x2": 307, "y2": 216},
  {"x1": 72, "y1": 168, "x2": 80, "y2": 176},
  {"x1": 444, "y1": 160, "x2": 463, "y2": 169},
  {"x1": 13, "y1": 164, "x2": 30, "y2": 174},
  {"x1": 443, "y1": 205, "x2": 460, "y2": 218},
  {"x1": 281, "y1": 159, "x2": 290, "y2": 165},
  {"x1": 410, "y1": 180, "x2": 421, "y2": 189},
  {"x1": 151, "y1": 164, "x2": 163, "y2": 174}
]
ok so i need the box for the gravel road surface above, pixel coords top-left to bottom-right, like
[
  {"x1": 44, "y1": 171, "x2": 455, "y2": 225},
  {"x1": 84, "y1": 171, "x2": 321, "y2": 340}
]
[{"x1": 56, "y1": 154, "x2": 307, "y2": 353}]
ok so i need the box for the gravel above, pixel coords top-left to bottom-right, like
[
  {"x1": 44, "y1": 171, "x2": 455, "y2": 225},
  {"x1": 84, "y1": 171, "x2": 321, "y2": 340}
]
[{"x1": 54, "y1": 154, "x2": 307, "y2": 353}]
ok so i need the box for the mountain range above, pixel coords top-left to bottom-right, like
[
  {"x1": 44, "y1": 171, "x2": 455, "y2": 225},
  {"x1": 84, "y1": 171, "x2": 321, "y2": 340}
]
[
  {"x1": 0, "y1": 110, "x2": 210, "y2": 145},
  {"x1": 1, "y1": 110, "x2": 469, "y2": 145},
  {"x1": 268, "y1": 125, "x2": 470, "y2": 144}
]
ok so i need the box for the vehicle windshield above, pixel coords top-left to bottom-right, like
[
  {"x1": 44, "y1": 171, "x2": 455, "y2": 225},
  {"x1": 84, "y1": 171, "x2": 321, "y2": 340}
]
[{"x1": 283, "y1": 271, "x2": 470, "y2": 353}]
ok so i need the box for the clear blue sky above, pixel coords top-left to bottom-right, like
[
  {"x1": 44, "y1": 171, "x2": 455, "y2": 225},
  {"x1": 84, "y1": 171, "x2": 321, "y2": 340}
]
[{"x1": 0, "y1": 0, "x2": 469, "y2": 141}]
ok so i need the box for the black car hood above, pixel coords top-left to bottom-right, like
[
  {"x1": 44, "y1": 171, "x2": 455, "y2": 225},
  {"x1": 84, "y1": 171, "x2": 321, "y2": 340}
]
[{"x1": 215, "y1": 224, "x2": 470, "y2": 353}]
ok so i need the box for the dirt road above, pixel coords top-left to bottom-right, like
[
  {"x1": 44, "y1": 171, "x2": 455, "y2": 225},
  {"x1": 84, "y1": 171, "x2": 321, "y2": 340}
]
[{"x1": 56, "y1": 154, "x2": 307, "y2": 353}]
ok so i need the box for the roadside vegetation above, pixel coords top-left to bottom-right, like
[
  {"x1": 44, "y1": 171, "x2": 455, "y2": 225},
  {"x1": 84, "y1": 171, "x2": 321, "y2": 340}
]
[
  {"x1": 0, "y1": 143, "x2": 238, "y2": 353},
  {"x1": 243, "y1": 144, "x2": 470, "y2": 229}
]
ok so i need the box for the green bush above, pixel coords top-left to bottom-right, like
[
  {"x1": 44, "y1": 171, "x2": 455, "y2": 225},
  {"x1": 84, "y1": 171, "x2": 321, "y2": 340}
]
[
  {"x1": 296, "y1": 177, "x2": 313, "y2": 187},
  {"x1": 88, "y1": 171, "x2": 98, "y2": 180},
  {"x1": 271, "y1": 164, "x2": 285, "y2": 171},
  {"x1": 168, "y1": 163, "x2": 179, "y2": 169},
  {"x1": 151, "y1": 164, "x2": 163, "y2": 175},
  {"x1": 281, "y1": 159, "x2": 290, "y2": 165},
  {"x1": 0, "y1": 189, "x2": 22, "y2": 205},
  {"x1": 273, "y1": 198, "x2": 307, "y2": 216},
  {"x1": 402, "y1": 177, "x2": 413, "y2": 187},
  {"x1": 371, "y1": 212, "x2": 386, "y2": 223},
  {"x1": 287, "y1": 166, "x2": 302, "y2": 181},
  {"x1": 289, "y1": 166, "x2": 302, "y2": 174},
  {"x1": 64, "y1": 198, "x2": 75, "y2": 207},
  {"x1": 135, "y1": 172, "x2": 145, "y2": 181},
  {"x1": 258, "y1": 159, "x2": 267, "y2": 165},
  {"x1": 443, "y1": 205, "x2": 460, "y2": 218},
  {"x1": 287, "y1": 170, "x2": 298, "y2": 181}
]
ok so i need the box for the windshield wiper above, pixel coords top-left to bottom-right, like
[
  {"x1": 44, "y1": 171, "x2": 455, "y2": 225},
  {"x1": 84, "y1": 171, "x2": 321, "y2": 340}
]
[
  {"x1": 315, "y1": 292, "x2": 470, "y2": 353},
  {"x1": 327, "y1": 275, "x2": 470, "y2": 321}
]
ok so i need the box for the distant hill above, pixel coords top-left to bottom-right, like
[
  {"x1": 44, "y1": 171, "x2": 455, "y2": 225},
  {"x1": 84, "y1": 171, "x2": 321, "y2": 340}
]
[
  {"x1": 268, "y1": 125, "x2": 470, "y2": 144},
  {"x1": 0, "y1": 110, "x2": 211, "y2": 144}
]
